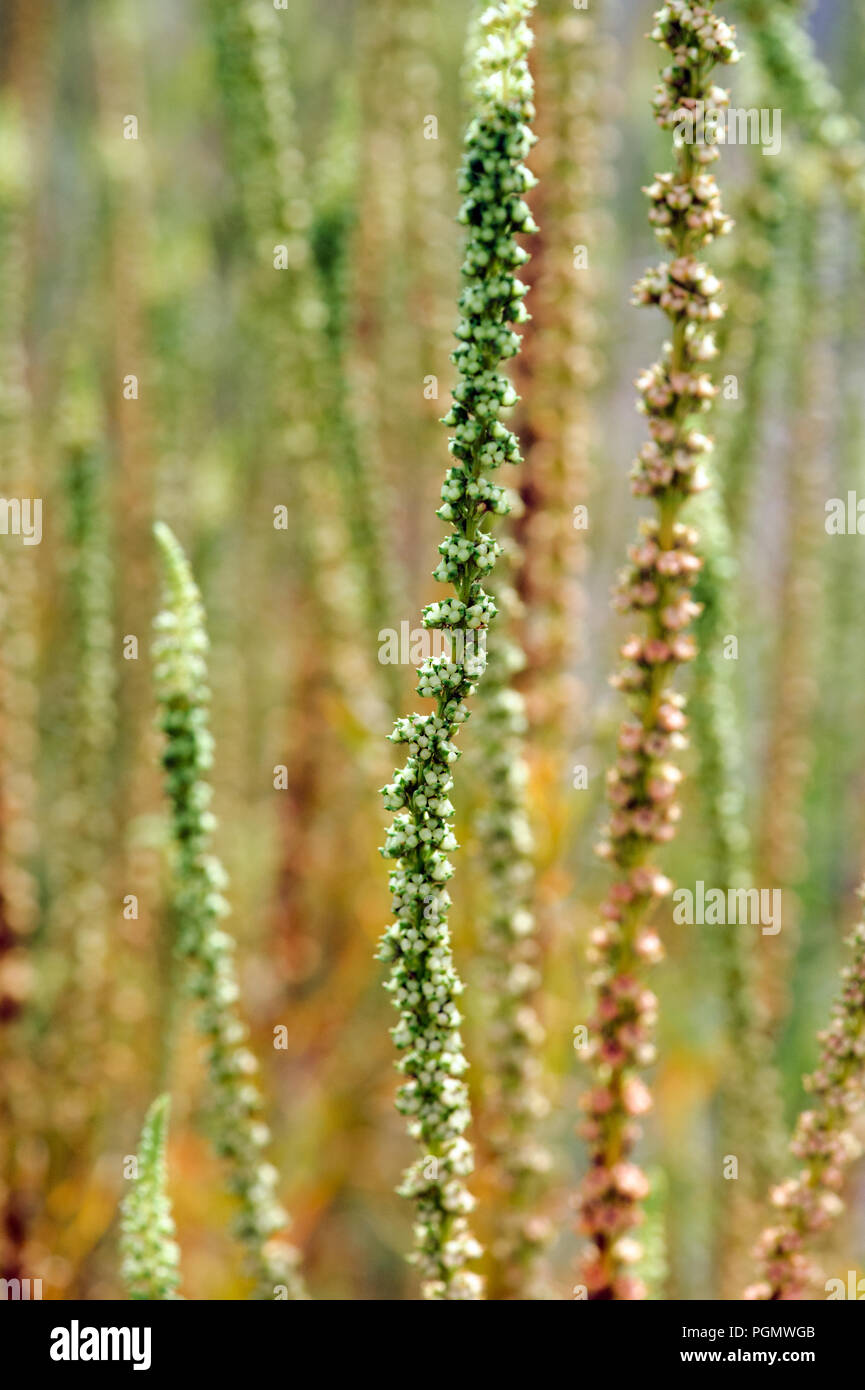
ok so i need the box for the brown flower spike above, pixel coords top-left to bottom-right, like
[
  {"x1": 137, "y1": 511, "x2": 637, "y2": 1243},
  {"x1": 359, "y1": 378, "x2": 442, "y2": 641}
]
[
  {"x1": 575, "y1": 2, "x2": 740, "y2": 1301},
  {"x1": 746, "y1": 908, "x2": 865, "y2": 1300}
]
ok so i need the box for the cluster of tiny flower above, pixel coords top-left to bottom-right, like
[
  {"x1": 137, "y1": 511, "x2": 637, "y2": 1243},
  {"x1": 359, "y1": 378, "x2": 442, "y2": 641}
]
[
  {"x1": 745, "y1": 916, "x2": 865, "y2": 1299},
  {"x1": 378, "y1": 0, "x2": 537, "y2": 1300},
  {"x1": 612, "y1": 529, "x2": 702, "y2": 687},
  {"x1": 575, "y1": 0, "x2": 739, "y2": 1301},
  {"x1": 120, "y1": 1096, "x2": 182, "y2": 1301},
  {"x1": 650, "y1": 4, "x2": 739, "y2": 81},
  {"x1": 631, "y1": 279, "x2": 727, "y2": 502},
  {"x1": 153, "y1": 523, "x2": 307, "y2": 1301}
]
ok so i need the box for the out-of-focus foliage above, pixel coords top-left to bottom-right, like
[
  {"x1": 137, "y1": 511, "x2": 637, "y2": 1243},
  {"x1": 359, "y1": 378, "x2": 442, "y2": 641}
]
[{"x1": 0, "y1": 0, "x2": 864, "y2": 1302}]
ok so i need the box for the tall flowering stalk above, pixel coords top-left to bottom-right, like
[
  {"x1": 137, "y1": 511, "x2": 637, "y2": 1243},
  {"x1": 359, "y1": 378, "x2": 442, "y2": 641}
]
[
  {"x1": 90, "y1": 0, "x2": 158, "y2": 841},
  {"x1": 378, "y1": 0, "x2": 537, "y2": 1301},
  {"x1": 207, "y1": 0, "x2": 390, "y2": 706},
  {"x1": 738, "y1": 0, "x2": 865, "y2": 208},
  {"x1": 208, "y1": 0, "x2": 391, "y2": 989},
  {"x1": 120, "y1": 1096, "x2": 182, "y2": 1301},
  {"x1": 515, "y1": 0, "x2": 608, "y2": 737},
  {"x1": 575, "y1": 2, "x2": 739, "y2": 1301},
  {"x1": 809, "y1": 34, "x2": 865, "y2": 941},
  {"x1": 473, "y1": 12, "x2": 611, "y2": 1299},
  {"x1": 746, "y1": 901, "x2": 865, "y2": 1300},
  {"x1": 690, "y1": 487, "x2": 786, "y2": 1293},
  {"x1": 689, "y1": 158, "x2": 791, "y2": 1283},
  {"x1": 754, "y1": 196, "x2": 826, "y2": 1029},
  {"x1": 475, "y1": 572, "x2": 550, "y2": 1299},
  {"x1": 713, "y1": 157, "x2": 787, "y2": 539},
  {"x1": 0, "y1": 98, "x2": 40, "y2": 1285},
  {"x1": 152, "y1": 523, "x2": 306, "y2": 1301},
  {"x1": 40, "y1": 366, "x2": 117, "y2": 1153},
  {"x1": 687, "y1": 158, "x2": 799, "y2": 1293},
  {"x1": 351, "y1": 0, "x2": 456, "y2": 619},
  {"x1": 208, "y1": 0, "x2": 391, "y2": 703}
]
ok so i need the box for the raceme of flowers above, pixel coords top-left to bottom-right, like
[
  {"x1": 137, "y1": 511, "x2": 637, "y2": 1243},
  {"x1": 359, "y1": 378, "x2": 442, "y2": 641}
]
[
  {"x1": 476, "y1": 575, "x2": 551, "y2": 1298},
  {"x1": 377, "y1": 0, "x2": 538, "y2": 1301},
  {"x1": 575, "y1": 1, "x2": 740, "y2": 1302},
  {"x1": 745, "y1": 910, "x2": 865, "y2": 1300},
  {"x1": 153, "y1": 522, "x2": 307, "y2": 1301},
  {"x1": 738, "y1": 0, "x2": 865, "y2": 207},
  {"x1": 120, "y1": 1095, "x2": 182, "y2": 1301}
]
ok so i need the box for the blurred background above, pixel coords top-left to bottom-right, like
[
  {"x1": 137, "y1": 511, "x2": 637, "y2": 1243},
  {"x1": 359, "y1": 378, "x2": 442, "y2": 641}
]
[{"x1": 1, "y1": 0, "x2": 864, "y2": 1300}]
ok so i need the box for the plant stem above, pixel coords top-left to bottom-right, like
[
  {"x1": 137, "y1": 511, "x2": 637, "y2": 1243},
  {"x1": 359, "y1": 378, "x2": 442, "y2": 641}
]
[
  {"x1": 476, "y1": 570, "x2": 550, "y2": 1299},
  {"x1": 120, "y1": 1096, "x2": 182, "y2": 1300},
  {"x1": 378, "y1": 0, "x2": 537, "y2": 1300},
  {"x1": 153, "y1": 522, "x2": 307, "y2": 1300},
  {"x1": 746, "y1": 903, "x2": 865, "y2": 1299},
  {"x1": 575, "y1": 1, "x2": 740, "y2": 1302}
]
